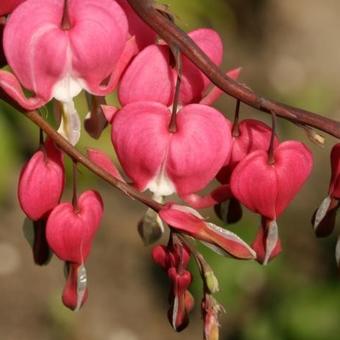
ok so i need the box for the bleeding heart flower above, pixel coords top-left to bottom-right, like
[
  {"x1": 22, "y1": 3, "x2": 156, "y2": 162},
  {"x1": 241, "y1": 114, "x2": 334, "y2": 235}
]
[
  {"x1": 46, "y1": 190, "x2": 103, "y2": 264},
  {"x1": 46, "y1": 190, "x2": 103, "y2": 311},
  {"x1": 18, "y1": 139, "x2": 65, "y2": 221},
  {"x1": 112, "y1": 102, "x2": 232, "y2": 199},
  {"x1": 217, "y1": 119, "x2": 278, "y2": 184},
  {"x1": 0, "y1": 0, "x2": 135, "y2": 145},
  {"x1": 183, "y1": 119, "x2": 278, "y2": 210},
  {"x1": 313, "y1": 143, "x2": 340, "y2": 237},
  {"x1": 159, "y1": 203, "x2": 256, "y2": 260},
  {"x1": 231, "y1": 141, "x2": 313, "y2": 264},
  {"x1": 118, "y1": 28, "x2": 226, "y2": 107}
]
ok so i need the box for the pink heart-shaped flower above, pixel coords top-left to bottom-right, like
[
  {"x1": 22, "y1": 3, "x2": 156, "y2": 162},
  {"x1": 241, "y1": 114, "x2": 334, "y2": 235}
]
[
  {"x1": 217, "y1": 119, "x2": 278, "y2": 184},
  {"x1": 18, "y1": 139, "x2": 65, "y2": 221},
  {"x1": 46, "y1": 190, "x2": 103, "y2": 264},
  {"x1": 118, "y1": 28, "x2": 223, "y2": 107},
  {"x1": 112, "y1": 102, "x2": 232, "y2": 196},
  {"x1": 231, "y1": 141, "x2": 313, "y2": 220}
]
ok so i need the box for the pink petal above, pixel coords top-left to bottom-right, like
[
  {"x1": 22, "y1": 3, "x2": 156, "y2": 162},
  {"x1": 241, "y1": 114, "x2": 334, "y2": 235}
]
[
  {"x1": 231, "y1": 141, "x2": 313, "y2": 219},
  {"x1": 274, "y1": 141, "x2": 313, "y2": 216},
  {"x1": 4, "y1": 0, "x2": 128, "y2": 101},
  {"x1": 116, "y1": 0, "x2": 156, "y2": 50},
  {"x1": 217, "y1": 119, "x2": 278, "y2": 184},
  {"x1": 166, "y1": 104, "x2": 232, "y2": 195},
  {"x1": 4, "y1": 0, "x2": 69, "y2": 100},
  {"x1": 180, "y1": 184, "x2": 232, "y2": 209},
  {"x1": 118, "y1": 45, "x2": 174, "y2": 106},
  {"x1": 111, "y1": 102, "x2": 171, "y2": 192},
  {"x1": 18, "y1": 139, "x2": 65, "y2": 221},
  {"x1": 200, "y1": 67, "x2": 241, "y2": 105},
  {"x1": 180, "y1": 29, "x2": 223, "y2": 105},
  {"x1": 87, "y1": 148, "x2": 125, "y2": 182},
  {"x1": 101, "y1": 105, "x2": 118, "y2": 124},
  {"x1": 85, "y1": 35, "x2": 137, "y2": 96},
  {"x1": 0, "y1": 69, "x2": 48, "y2": 110},
  {"x1": 159, "y1": 204, "x2": 255, "y2": 259},
  {"x1": 46, "y1": 190, "x2": 103, "y2": 264},
  {"x1": 0, "y1": 0, "x2": 25, "y2": 16}
]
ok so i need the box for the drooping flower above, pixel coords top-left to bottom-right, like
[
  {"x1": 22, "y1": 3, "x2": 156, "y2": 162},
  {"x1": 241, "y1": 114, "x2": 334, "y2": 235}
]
[
  {"x1": 184, "y1": 118, "x2": 279, "y2": 210},
  {"x1": 118, "y1": 29, "x2": 225, "y2": 107},
  {"x1": 18, "y1": 138, "x2": 65, "y2": 221},
  {"x1": 46, "y1": 190, "x2": 103, "y2": 310},
  {"x1": 112, "y1": 102, "x2": 232, "y2": 200},
  {"x1": 152, "y1": 239, "x2": 194, "y2": 332},
  {"x1": 313, "y1": 143, "x2": 340, "y2": 237},
  {"x1": 0, "y1": 0, "x2": 135, "y2": 144},
  {"x1": 231, "y1": 141, "x2": 313, "y2": 264},
  {"x1": 159, "y1": 203, "x2": 256, "y2": 260}
]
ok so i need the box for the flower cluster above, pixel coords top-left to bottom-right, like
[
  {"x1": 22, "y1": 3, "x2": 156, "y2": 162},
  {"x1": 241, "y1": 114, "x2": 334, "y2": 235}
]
[{"x1": 3, "y1": 1, "x2": 338, "y2": 339}]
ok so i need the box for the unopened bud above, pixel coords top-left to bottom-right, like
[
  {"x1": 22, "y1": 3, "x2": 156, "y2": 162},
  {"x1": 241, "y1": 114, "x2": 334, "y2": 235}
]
[
  {"x1": 138, "y1": 208, "x2": 164, "y2": 245},
  {"x1": 204, "y1": 271, "x2": 219, "y2": 294}
]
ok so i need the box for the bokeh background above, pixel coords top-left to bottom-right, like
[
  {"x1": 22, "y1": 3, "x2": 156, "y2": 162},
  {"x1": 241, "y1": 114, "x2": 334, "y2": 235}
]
[{"x1": 1, "y1": 0, "x2": 340, "y2": 339}]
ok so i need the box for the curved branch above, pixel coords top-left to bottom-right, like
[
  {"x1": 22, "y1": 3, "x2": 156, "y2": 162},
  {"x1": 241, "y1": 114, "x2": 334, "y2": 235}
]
[
  {"x1": 24, "y1": 110, "x2": 163, "y2": 212},
  {"x1": 127, "y1": 0, "x2": 340, "y2": 138}
]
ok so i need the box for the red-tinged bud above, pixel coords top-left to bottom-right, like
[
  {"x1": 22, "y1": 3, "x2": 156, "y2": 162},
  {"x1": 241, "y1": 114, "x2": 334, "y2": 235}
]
[
  {"x1": 329, "y1": 143, "x2": 340, "y2": 199},
  {"x1": 313, "y1": 144, "x2": 340, "y2": 237},
  {"x1": 152, "y1": 245, "x2": 169, "y2": 269},
  {"x1": 202, "y1": 295, "x2": 223, "y2": 340},
  {"x1": 86, "y1": 148, "x2": 125, "y2": 182},
  {"x1": 252, "y1": 218, "x2": 282, "y2": 265},
  {"x1": 46, "y1": 190, "x2": 103, "y2": 264},
  {"x1": 18, "y1": 139, "x2": 65, "y2": 221},
  {"x1": 159, "y1": 204, "x2": 256, "y2": 260},
  {"x1": 168, "y1": 268, "x2": 192, "y2": 292},
  {"x1": 185, "y1": 290, "x2": 195, "y2": 313},
  {"x1": 62, "y1": 262, "x2": 88, "y2": 311}
]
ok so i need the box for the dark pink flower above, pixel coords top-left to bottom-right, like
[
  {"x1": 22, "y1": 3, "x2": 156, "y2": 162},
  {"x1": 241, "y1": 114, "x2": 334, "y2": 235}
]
[
  {"x1": 231, "y1": 141, "x2": 313, "y2": 263},
  {"x1": 18, "y1": 139, "x2": 65, "y2": 221},
  {"x1": 0, "y1": 0, "x2": 134, "y2": 144},
  {"x1": 159, "y1": 204, "x2": 256, "y2": 260},
  {"x1": 118, "y1": 29, "x2": 224, "y2": 107},
  {"x1": 46, "y1": 190, "x2": 103, "y2": 264},
  {"x1": 112, "y1": 102, "x2": 232, "y2": 198},
  {"x1": 313, "y1": 143, "x2": 340, "y2": 237}
]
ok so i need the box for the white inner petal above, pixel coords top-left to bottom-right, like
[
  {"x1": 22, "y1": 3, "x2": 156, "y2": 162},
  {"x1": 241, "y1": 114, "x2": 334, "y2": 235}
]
[
  {"x1": 57, "y1": 100, "x2": 81, "y2": 146},
  {"x1": 146, "y1": 165, "x2": 176, "y2": 197}
]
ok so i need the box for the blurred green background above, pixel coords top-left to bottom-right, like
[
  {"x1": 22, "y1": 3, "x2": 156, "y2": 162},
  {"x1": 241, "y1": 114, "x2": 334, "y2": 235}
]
[{"x1": 0, "y1": 0, "x2": 340, "y2": 339}]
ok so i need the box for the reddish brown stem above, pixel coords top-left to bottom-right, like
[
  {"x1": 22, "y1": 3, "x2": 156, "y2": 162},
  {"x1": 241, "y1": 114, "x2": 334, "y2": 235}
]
[
  {"x1": 61, "y1": 0, "x2": 71, "y2": 30},
  {"x1": 24, "y1": 110, "x2": 162, "y2": 212},
  {"x1": 126, "y1": 0, "x2": 340, "y2": 138}
]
